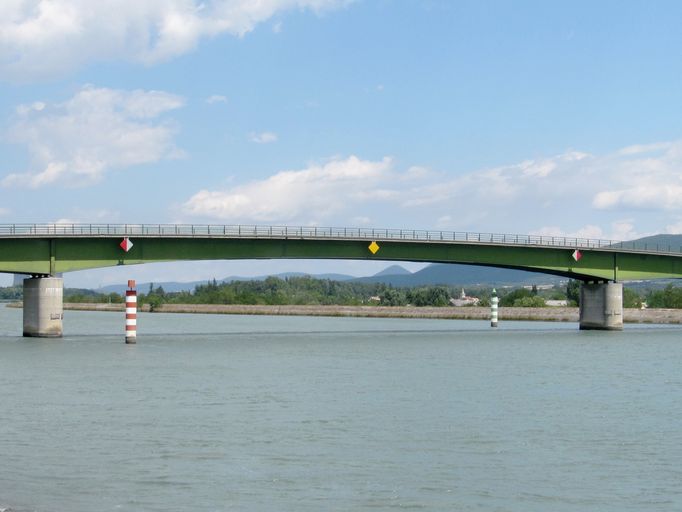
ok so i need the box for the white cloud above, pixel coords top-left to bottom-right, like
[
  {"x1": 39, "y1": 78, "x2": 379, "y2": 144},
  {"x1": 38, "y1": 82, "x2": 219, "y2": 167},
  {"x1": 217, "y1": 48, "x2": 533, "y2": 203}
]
[
  {"x1": 52, "y1": 208, "x2": 120, "y2": 225},
  {"x1": 665, "y1": 220, "x2": 682, "y2": 234},
  {"x1": 401, "y1": 143, "x2": 682, "y2": 219},
  {"x1": 182, "y1": 155, "x2": 392, "y2": 222},
  {"x1": 590, "y1": 142, "x2": 682, "y2": 210},
  {"x1": 617, "y1": 141, "x2": 672, "y2": 156},
  {"x1": 436, "y1": 215, "x2": 452, "y2": 228},
  {"x1": 206, "y1": 94, "x2": 228, "y2": 104},
  {"x1": 249, "y1": 131, "x2": 278, "y2": 144},
  {"x1": 401, "y1": 165, "x2": 432, "y2": 181},
  {"x1": 16, "y1": 101, "x2": 45, "y2": 114},
  {"x1": 351, "y1": 189, "x2": 398, "y2": 200},
  {"x1": 519, "y1": 159, "x2": 557, "y2": 178},
  {"x1": 180, "y1": 138, "x2": 682, "y2": 240},
  {"x1": 531, "y1": 225, "x2": 603, "y2": 239},
  {"x1": 0, "y1": 0, "x2": 349, "y2": 81},
  {"x1": 2, "y1": 85, "x2": 184, "y2": 188},
  {"x1": 531, "y1": 222, "x2": 643, "y2": 242},
  {"x1": 52, "y1": 218, "x2": 79, "y2": 225},
  {"x1": 593, "y1": 185, "x2": 682, "y2": 210}
]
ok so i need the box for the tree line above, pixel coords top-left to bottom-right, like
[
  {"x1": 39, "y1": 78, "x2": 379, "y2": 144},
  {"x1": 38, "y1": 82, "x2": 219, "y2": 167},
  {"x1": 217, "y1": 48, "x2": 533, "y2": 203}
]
[
  {"x1": 140, "y1": 277, "x2": 457, "y2": 309},
  {"x1": 3, "y1": 277, "x2": 682, "y2": 308},
  {"x1": 121, "y1": 279, "x2": 682, "y2": 310}
]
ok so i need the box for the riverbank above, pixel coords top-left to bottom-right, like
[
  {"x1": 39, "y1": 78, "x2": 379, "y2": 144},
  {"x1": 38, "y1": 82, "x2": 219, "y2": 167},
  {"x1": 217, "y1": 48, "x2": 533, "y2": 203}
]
[{"x1": 8, "y1": 302, "x2": 682, "y2": 323}]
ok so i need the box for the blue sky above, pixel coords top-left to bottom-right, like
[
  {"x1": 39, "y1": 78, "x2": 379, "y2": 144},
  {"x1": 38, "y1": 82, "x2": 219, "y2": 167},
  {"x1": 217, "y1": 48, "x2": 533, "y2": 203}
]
[{"x1": 2, "y1": 0, "x2": 682, "y2": 287}]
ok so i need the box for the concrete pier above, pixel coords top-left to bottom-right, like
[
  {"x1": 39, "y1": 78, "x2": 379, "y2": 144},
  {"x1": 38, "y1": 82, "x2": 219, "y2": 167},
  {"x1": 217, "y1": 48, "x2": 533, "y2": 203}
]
[
  {"x1": 23, "y1": 277, "x2": 63, "y2": 337},
  {"x1": 579, "y1": 282, "x2": 623, "y2": 331}
]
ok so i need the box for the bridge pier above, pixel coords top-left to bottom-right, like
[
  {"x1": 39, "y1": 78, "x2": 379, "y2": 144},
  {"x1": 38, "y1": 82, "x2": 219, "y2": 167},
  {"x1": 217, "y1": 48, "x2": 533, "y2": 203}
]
[
  {"x1": 579, "y1": 282, "x2": 623, "y2": 331},
  {"x1": 23, "y1": 277, "x2": 63, "y2": 338}
]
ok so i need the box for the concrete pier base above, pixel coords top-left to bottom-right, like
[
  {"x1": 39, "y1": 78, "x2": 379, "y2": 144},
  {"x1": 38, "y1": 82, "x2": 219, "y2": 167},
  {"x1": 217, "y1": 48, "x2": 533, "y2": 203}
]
[
  {"x1": 579, "y1": 282, "x2": 623, "y2": 331},
  {"x1": 23, "y1": 277, "x2": 63, "y2": 337}
]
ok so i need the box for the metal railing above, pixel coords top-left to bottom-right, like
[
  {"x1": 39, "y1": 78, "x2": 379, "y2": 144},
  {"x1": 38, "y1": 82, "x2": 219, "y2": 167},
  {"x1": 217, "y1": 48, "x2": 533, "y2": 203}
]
[{"x1": 0, "y1": 223, "x2": 678, "y2": 255}]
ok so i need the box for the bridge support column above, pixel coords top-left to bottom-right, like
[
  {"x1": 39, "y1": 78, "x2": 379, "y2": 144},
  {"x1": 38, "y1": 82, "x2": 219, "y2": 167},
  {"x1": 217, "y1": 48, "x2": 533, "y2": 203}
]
[
  {"x1": 23, "y1": 277, "x2": 63, "y2": 338},
  {"x1": 579, "y1": 282, "x2": 622, "y2": 331}
]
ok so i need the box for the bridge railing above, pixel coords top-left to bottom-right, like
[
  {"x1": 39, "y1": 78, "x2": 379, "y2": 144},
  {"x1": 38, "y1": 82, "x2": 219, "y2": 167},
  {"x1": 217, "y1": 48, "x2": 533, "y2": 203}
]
[{"x1": 0, "y1": 223, "x2": 679, "y2": 255}]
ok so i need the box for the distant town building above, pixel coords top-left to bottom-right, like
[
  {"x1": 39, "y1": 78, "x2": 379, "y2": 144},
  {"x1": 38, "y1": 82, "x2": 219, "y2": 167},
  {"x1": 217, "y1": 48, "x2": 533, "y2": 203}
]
[
  {"x1": 450, "y1": 288, "x2": 480, "y2": 307},
  {"x1": 545, "y1": 299, "x2": 568, "y2": 307}
]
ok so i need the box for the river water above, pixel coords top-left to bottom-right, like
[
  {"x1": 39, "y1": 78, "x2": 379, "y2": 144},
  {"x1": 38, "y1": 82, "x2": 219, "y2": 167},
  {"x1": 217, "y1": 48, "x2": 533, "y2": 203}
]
[{"x1": 0, "y1": 306, "x2": 681, "y2": 511}]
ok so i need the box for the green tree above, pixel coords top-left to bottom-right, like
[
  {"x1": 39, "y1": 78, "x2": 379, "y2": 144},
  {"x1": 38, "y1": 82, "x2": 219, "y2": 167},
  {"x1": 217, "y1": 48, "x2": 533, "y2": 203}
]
[
  {"x1": 647, "y1": 284, "x2": 682, "y2": 308},
  {"x1": 107, "y1": 292, "x2": 124, "y2": 304},
  {"x1": 623, "y1": 288, "x2": 642, "y2": 308},
  {"x1": 0, "y1": 286, "x2": 23, "y2": 300},
  {"x1": 147, "y1": 294, "x2": 163, "y2": 312},
  {"x1": 566, "y1": 280, "x2": 581, "y2": 306},
  {"x1": 380, "y1": 288, "x2": 407, "y2": 306},
  {"x1": 406, "y1": 286, "x2": 450, "y2": 307},
  {"x1": 513, "y1": 296, "x2": 546, "y2": 307},
  {"x1": 499, "y1": 288, "x2": 532, "y2": 307}
]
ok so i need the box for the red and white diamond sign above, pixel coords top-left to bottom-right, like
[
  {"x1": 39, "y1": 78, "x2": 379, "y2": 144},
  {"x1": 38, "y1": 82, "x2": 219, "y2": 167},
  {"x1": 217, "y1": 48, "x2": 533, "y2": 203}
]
[
  {"x1": 120, "y1": 237, "x2": 134, "y2": 252},
  {"x1": 572, "y1": 249, "x2": 582, "y2": 262}
]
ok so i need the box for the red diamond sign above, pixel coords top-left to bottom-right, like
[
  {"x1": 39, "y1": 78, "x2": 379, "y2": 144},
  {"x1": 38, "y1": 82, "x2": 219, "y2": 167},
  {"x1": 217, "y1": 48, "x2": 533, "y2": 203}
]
[
  {"x1": 572, "y1": 249, "x2": 582, "y2": 262},
  {"x1": 120, "y1": 237, "x2": 134, "y2": 252}
]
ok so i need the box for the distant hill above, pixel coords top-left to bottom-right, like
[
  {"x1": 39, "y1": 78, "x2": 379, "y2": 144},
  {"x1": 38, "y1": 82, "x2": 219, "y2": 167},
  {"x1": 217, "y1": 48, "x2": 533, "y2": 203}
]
[
  {"x1": 372, "y1": 265, "x2": 411, "y2": 277},
  {"x1": 352, "y1": 263, "x2": 561, "y2": 287},
  {"x1": 619, "y1": 234, "x2": 682, "y2": 252}
]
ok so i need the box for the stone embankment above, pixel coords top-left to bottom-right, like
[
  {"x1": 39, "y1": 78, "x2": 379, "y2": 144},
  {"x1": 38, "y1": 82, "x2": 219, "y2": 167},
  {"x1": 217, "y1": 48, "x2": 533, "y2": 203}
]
[{"x1": 7, "y1": 302, "x2": 682, "y2": 323}]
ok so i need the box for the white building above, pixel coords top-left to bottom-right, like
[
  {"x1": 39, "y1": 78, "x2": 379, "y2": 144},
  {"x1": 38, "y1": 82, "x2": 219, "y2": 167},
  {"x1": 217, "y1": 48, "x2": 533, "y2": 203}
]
[{"x1": 450, "y1": 288, "x2": 480, "y2": 307}]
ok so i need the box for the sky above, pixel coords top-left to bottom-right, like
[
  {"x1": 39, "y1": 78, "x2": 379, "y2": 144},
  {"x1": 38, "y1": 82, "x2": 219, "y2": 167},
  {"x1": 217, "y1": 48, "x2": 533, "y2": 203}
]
[{"x1": 2, "y1": 0, "x2": 682, "y2": 287}]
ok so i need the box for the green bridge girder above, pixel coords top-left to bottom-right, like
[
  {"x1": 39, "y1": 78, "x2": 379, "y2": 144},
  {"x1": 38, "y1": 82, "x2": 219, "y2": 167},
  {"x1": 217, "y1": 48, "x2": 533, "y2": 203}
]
[{"x1": 2, "y1": 234, "x2": 682, "y2": 282}]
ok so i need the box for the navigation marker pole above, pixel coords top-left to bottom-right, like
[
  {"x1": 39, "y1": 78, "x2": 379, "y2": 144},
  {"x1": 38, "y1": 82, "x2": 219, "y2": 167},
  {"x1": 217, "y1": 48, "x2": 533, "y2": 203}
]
[
  {"x1": 125, "y1": 280, "x2": 137, "y2": 344},
  {"x1": 490, "y1": 288, "x2": 499, "y2": 328}
]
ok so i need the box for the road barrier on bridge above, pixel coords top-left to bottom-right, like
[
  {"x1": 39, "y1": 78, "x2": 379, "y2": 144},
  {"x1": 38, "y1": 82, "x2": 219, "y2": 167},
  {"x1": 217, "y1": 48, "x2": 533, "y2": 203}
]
[{"x1": 0, "y1": 223, "x2": 678, "y2": 255}]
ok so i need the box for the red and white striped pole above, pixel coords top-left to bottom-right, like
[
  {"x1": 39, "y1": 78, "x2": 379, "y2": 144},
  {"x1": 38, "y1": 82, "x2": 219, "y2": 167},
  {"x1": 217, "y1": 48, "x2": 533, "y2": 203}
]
[{"x1": 125, "y1": 279, "x2": 137, "y2": 344}]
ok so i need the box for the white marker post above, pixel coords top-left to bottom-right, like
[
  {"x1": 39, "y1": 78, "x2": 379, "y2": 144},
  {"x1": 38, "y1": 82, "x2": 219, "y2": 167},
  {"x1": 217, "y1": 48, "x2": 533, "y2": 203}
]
[
  {"x1": 125, "y1": 280, "x2": 137, "y2": 344},
  {"x1": 491, "y1": 288, "x2": 499, "y2": 328}
]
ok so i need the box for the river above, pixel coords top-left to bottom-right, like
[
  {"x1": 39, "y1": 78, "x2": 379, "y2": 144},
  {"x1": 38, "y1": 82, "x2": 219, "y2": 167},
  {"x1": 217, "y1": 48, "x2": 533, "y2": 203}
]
[{"x1": 1, "y1": 307, "x2": 681, "y2": 511}]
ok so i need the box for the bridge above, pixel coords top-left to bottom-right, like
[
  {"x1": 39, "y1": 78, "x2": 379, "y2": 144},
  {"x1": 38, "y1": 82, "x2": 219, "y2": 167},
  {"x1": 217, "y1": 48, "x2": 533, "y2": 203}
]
[{"x1": 3, "y1": 223, "x2": 682, "y2": 336}]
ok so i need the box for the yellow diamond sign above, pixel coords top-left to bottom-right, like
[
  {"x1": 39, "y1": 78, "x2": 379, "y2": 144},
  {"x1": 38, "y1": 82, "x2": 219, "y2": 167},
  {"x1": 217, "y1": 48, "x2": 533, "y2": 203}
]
[{"x1": 368, "y1": 241, "x2": 380, "y2": 254}]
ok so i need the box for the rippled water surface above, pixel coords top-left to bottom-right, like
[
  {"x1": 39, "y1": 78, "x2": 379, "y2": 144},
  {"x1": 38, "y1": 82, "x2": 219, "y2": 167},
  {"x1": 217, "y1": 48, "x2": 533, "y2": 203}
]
[{"x1": 1, "y1": 306, "x2": 681, "y2": 511}]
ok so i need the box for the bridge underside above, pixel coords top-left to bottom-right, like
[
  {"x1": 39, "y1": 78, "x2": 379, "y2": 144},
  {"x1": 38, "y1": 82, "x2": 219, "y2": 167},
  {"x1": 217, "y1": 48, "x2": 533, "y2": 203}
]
[{"x1": 2, "y1": 236, "x2": 682, "y2": 281}]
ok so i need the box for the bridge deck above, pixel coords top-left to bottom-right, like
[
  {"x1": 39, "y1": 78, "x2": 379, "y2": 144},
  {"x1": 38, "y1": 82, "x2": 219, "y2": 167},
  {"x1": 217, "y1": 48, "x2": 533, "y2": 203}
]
[{"x1": 0, "y1": 223, "x2": 679, "y2": 257}]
